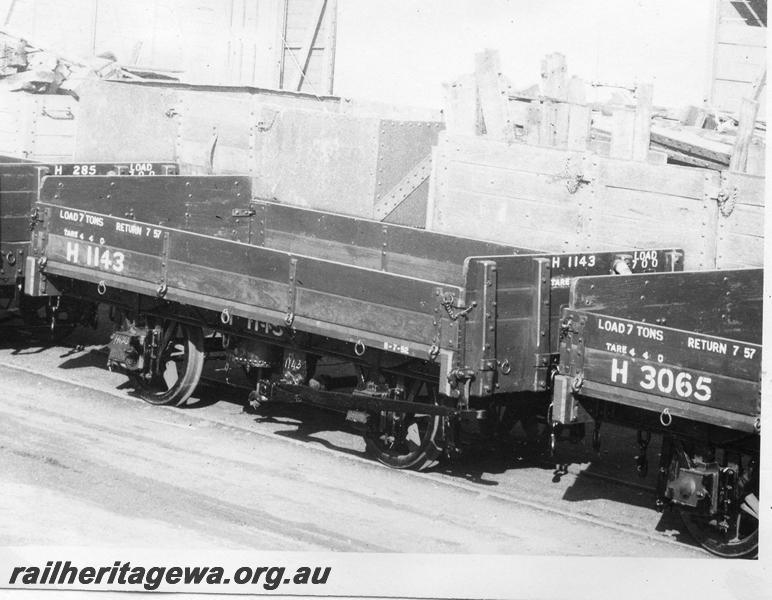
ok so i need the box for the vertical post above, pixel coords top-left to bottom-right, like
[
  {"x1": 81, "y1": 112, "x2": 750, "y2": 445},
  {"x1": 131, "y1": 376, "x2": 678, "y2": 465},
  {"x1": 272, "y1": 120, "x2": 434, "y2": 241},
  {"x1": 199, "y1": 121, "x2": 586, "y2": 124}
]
[
  {"x1": 474, "y1": 49, "x2": 513, "y2": 142},
  {"x1": 566, "y1": 76, "x2": 589, "y2": 150},
  {"x1": 322, "y1": 0, "x2": 337, "y2": 94},
  {"x1": 751, "y1": 66, "x2": 766, "y2": 102},
  {"x1": 609, "y1": 107, "x2": 636, "y2": 160},
  {"x1": 91, "y1": 0, "x2": 99, "y2": 56},
  {"x1": 292, "y1": 0, "x2": 327, "y2": 91},
  {"x1": 632, "y1": 82, "x2": 653, "y2": 162},
  {"x1": 525, "y1": 103, "x2": 541, "y2": 145},
  {"x1": 703, "y1": 0, "x2": 720, "y2": 107},
  {"x1": 4, "y1": 0, "x2": 17, "y2": 26},
  {"x1": 442, "y1": 74, "x2": 478, "y2": 136},
  {"x1": 541, "y1": 53, "x2": 567, "y2": 98},
  {"x1": 540, "y1": 53, "x2": 567, "y2": 147},
  {"x1": 274, "y1": 0, "x2": 289, "y2": 88},
  {"x1": 729, "y1": 98, "x2": 760, "y2": 173}
]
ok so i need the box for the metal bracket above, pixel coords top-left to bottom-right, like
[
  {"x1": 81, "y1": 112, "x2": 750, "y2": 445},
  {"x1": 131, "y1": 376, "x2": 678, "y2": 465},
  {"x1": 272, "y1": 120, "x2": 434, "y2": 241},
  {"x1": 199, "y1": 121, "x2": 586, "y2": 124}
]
[
  {"x1": 256, "y1": 108, "x2": 279, "y2": 132},
  {"x1": 556, "y1": 156, "x2": 593, "y2": 194},
  {"x1": 706, "y1": 172, "x2": 738, "y2": 218},
  {"x1": 717, "y1": 186, "x2": 738, "y2": 217},
  {"x1": 28, "y1": 206, "x2": 43, "y2": 231},
  {"x1": 373, "y1": 153, "x2": 433, "y2": 220},
  {"x1": 286, "y1": 257, "x2": 298, "y2": 327},
  {"x1": 440, "y1": 293, "x2": 477, "y2": 321},
  {"x1": 231, "y1": 208, "x2": 256, "y2": 218},
  {"x1": 158, "y1": 231, "x2": 170, "y2": 297},
  {"x1": 41, "y1": 107, "x2": 74, "y2": 120}
]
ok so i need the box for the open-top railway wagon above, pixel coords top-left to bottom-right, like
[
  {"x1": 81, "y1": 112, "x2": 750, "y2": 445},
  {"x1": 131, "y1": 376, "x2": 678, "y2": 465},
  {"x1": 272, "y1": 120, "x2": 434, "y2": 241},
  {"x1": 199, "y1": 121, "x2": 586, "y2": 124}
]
[
  {"x1": 553, "y1": 268, "x2": 762, "y2": 557},
  {"x1": 0, "y1": 160, "x2": 177, "y2": 331},
  {"x1": 23, "y1": 174, "x2": 680, "y2": 469}
]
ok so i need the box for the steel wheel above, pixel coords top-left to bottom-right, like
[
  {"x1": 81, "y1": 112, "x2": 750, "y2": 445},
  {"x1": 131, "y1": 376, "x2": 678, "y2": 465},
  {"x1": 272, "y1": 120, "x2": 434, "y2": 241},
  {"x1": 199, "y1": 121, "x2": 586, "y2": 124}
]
[
  {"x1": 130, "y1": 320, "x2": 205, "y2": 407},
  {"x1": 680, "y1": 452, "x2": 759, "y2": 558},
  {"x1": 364, "y1": 379, "x2": 444, "y2": 470}
]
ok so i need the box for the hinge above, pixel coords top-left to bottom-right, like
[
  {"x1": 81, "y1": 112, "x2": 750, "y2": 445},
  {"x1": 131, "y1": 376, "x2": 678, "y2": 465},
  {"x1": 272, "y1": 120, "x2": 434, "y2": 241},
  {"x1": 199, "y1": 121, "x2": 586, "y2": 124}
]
[{"x1": 231, "y1": 208, "x2": 256, "y2": 218}]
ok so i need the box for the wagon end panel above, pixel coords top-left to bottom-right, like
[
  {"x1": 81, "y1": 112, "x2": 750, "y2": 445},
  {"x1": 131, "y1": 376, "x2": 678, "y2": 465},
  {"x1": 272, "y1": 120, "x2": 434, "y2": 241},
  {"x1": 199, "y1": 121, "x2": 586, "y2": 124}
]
[
  {"x1": 560, "y1": 309, "x2": 761, "y2": 432},
  {"x1": 0, "y1": 164, "x2": 40, "y2": 251},
  {"x1": 544, "y1": 247, "x2": 683, "y2": 352},
  {"x1": 462, "y1": 256, "x2": 550, "y2": 395},
  {"x1": 4, "y1": 163, "x2": 175, "y2": 291},
  {"x1": 38, "y1": 175, "x2": 252, "y2": 240},
  {"x1": 569, "y1": 268, "x2": 763, "y2": 344}
]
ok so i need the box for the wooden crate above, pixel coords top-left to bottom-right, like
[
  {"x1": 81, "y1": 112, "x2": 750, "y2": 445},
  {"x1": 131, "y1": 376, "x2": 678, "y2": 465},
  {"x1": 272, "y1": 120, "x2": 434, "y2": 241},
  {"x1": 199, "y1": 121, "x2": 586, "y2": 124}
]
[
  {"x1": 0, "y1": 92, "x2": 77, "y2": 161},
  {"x1": 73, "y1": 80, "x2": 441, "y2": 220},
  {"x1": 427, "y1": 133, "x2": 764, "y2": 271}
]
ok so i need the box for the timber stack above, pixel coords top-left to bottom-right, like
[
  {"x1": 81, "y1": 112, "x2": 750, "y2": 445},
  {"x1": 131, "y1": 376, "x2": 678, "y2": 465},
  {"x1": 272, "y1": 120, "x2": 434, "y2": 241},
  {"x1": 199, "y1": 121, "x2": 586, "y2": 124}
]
[
  {"x1": 431, "y1": 49, "x2": 765, "y2": 271},
  {"x1": 0, "y1": 38, "x2": 765, "y2": 272}
]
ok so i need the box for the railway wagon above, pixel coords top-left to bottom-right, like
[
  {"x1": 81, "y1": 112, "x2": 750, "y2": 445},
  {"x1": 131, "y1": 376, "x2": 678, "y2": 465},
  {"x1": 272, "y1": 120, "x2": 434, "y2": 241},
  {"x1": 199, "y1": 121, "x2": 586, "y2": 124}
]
[
  {"x1": 552, "y1": 268, "x2": 761, "y2": 557},
  {"x1": 25, "y1": 174, "x2": 680, "y2": 470},
  {"x1": 0, "y1": 160, "x2": 177, "y2": 330}
]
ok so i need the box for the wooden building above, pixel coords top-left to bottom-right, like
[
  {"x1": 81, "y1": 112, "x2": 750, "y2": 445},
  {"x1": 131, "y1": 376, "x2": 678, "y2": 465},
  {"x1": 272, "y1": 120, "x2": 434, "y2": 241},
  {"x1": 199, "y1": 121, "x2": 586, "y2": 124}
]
[
  {"x1": 1, "y1": 0, "x2": 337, "y2": 93},
  {"x1": 707, "y1": 0, "x2": 766, "y2": 117}
]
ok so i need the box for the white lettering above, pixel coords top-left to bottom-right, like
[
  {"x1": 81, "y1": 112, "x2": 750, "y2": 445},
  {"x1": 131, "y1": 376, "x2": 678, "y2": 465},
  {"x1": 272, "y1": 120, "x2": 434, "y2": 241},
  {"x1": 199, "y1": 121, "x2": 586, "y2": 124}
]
[
  {"x1": 635, "y1": 324, "x2": 663, "y2": 341},
  {"x1": 65, "y1": 241, "x2": 79, "y2": 263},
  {"x1": 59, "y1": 209, "x2": 80, "y2": 222},
  {"x1": 687, "y1": 337, "x2": 728, "y2": 355},
  {"x1": 611, "y1": 358, "x2": 628, "y2": 384}
]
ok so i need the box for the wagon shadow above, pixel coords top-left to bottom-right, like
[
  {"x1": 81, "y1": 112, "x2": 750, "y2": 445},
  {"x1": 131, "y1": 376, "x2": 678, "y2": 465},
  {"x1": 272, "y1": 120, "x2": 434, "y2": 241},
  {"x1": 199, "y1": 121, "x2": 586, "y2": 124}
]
[
  {"x1": 245, "y1": 402, "x2": 368, "y2": 461},
  {"x1": 57, "y1": 347, "x2": 110, "y2": 370}
]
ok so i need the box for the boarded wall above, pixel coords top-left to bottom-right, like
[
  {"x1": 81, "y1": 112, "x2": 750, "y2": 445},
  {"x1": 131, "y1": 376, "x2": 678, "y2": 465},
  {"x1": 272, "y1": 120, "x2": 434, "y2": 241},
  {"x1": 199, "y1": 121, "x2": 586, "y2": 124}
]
[
  {"x1": 69, "y1": 80, "x2": 441, "y2": 220},
  {"x1": 1, "y1": 0, "x2": 335, "y2": 91},
  {"x1": 427, "y1": 133, "x2": 764, "y2": 270},
  {"x1": 0, "y1": 92, "x2": 77, "y2": 161},
  {"x1": 709, "y1": 0, "x2": 766, "y2": 117}
]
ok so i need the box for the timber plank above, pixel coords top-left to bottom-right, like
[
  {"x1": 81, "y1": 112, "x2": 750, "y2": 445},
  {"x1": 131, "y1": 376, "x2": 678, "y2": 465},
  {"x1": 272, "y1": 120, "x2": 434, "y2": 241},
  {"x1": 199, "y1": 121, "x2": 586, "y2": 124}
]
[
  {"x1": 475, "y1": 49, "x2": 512, "y2": 141},
  {"x1": 441, "y1": 76, "x2": 479, "y2": 136},
  {"x1": 570, "y1": 269, "x2": 763, "y2": 343},
  {"x1": 440, "y1": 133, "x2": 585, "y2": 175},
  {"x1": 445, "y1": 162, "x2": 589, "y2": 207},
  {"x1": 598, "y1": 157, "x2": 709, "y2": 199},
  {"x1": 724, "y1": 171, "x2": 764, "y2": 206},
  {"x1": 609, "y1": 107, "x2": 636, "y2": 160}
]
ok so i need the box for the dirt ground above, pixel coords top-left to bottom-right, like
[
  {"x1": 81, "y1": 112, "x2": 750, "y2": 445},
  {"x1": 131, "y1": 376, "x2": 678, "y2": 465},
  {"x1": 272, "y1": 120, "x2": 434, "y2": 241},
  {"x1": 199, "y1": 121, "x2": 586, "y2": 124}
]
[{"x1": 0, "y1": 321, "x2": 708, "y2": 559}]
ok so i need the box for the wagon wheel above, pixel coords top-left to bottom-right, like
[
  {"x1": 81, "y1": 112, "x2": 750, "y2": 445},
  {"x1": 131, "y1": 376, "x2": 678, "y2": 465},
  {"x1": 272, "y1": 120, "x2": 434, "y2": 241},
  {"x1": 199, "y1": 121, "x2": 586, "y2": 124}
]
[
  {"x1": 364, "y1": 378, "x2": 444, "y2": 471},
  {"x1": 129, "y1": 319, "x2": 205, "y2": 407},
  {"x1": 679, "y1": 451, "x2": 759, "y2": 558}
]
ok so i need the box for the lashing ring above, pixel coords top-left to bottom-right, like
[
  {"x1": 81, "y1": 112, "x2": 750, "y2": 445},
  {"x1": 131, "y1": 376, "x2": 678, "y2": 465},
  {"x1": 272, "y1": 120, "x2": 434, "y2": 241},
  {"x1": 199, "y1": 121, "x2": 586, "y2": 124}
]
[
  {"x1": 220, "y1": 307, "x2": 232, "y2": 325},
  {"x1": 156, "y1": 282, "x2": 167, "y2": 298},
  {"x1": 5, "y1": 251, "x2": 16, "y2": 266},
  {"x1": 659, "y1": 408, "x2": 672, "y2": 427},
  {"x1": 354, "y1": 340, "x2": 366, "y2": 357},
  {"x1": 96, "y1": 280, "x2": 107, "y2": 296},
  {"x1": 499, "y1": 359, "x2": 511, "y2": 375},
  {"x1": 428, "y1": 343, "x2": 439, "y2": 361},
  {"x1": 754, "y1": 417, "x2": 761, "y2": 432}
]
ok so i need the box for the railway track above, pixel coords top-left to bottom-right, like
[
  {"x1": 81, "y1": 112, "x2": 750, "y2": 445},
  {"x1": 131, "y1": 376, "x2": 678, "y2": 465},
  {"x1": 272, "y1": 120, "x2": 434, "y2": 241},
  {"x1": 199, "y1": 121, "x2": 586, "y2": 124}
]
[{"x1": 0, "y1": 338, "x2": 706, "y2": 557}]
